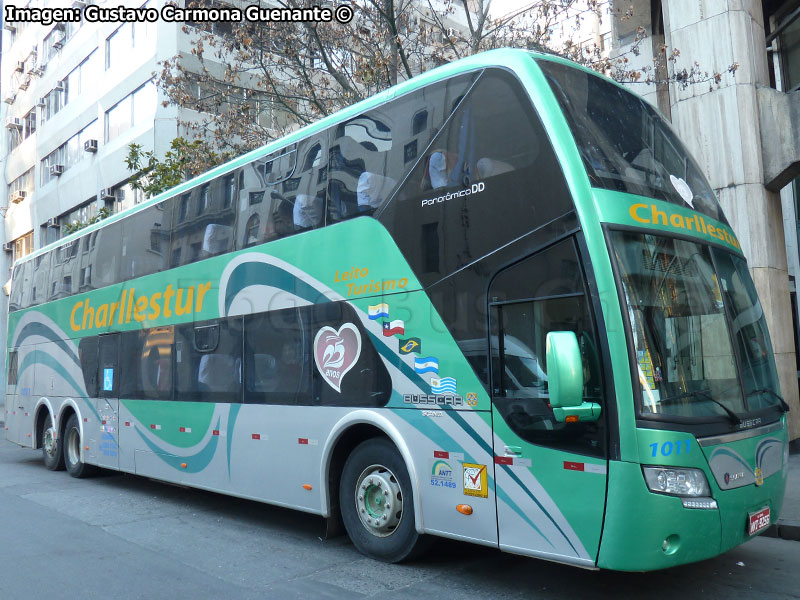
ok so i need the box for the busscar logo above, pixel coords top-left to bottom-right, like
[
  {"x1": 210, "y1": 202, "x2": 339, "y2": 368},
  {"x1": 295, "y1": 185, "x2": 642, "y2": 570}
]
[
  {"x1": 403, "y1": 394, "x2": 463, "y2": 407},
  {"x1": 738, "y1": 417, "x2": 763, "y2": 430}
]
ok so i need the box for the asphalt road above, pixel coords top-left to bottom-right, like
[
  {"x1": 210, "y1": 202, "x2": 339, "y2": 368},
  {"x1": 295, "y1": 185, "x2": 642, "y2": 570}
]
[{"x1": 1, "y1": 437, "x2": 799, "y2": 600}]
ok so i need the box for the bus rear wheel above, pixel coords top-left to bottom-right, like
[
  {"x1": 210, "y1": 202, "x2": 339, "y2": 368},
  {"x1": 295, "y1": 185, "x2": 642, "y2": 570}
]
[
  {"x1": 41, "y1": 413, "x2": 65, "y2": 471},
  {"x1": 63, "y1": 414, "x2": 96, "y2": 478},
  {"x1": 339, "y1": 438, "x2": 428, "y2": 562}
]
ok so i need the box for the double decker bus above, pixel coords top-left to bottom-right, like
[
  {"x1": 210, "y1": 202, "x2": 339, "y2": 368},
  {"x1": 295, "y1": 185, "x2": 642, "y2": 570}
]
[{"x1": 5, "y1": 49, "x2": 790, "y2": 571}]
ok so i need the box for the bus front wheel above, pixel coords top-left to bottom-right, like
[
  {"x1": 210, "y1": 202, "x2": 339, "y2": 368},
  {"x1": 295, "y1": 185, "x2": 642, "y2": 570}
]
[
  {"x1": 339, "y1": 437, "x2": 428, "y2": 562},
  {"x1": 63, "y1": 414, "x2": 96, "y2": 478},
  {"x1": 41, "y1": 413, "x2": 65, "y2": 471}
]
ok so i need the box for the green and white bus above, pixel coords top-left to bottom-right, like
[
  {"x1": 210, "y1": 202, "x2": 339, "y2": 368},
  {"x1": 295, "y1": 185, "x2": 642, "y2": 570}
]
[{"x1": 5, "y1": 48, "x2": 790, "y2": 571}]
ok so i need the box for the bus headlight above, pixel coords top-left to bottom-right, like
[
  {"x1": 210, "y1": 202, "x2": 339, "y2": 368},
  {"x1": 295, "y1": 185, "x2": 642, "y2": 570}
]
[{"x1": 642, "y1": 466, "x2": 711, "y2": 497}]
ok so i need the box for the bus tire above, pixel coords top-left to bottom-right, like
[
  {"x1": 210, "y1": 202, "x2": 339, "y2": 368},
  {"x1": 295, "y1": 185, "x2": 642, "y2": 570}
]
[
  {"x1": 339, "y1": 437, "x2": 429, "y2": 563},
  {"x1": 63, "y1": 414, "x2": 96, "y2": 478},
  {"x1": 41, "y1": 413, "x2": 65, "y2": 471}
]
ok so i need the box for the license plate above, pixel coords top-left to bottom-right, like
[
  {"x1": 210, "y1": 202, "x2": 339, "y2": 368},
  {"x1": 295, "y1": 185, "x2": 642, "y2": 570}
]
[{"x1": 748, "y1": 507, "x2": 770, "y2": 536}]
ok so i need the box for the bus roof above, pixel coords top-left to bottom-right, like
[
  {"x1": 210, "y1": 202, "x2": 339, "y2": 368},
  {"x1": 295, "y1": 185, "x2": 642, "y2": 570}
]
[{"x1": 19, "y1": 48, "x2": 592, "y2": 266}]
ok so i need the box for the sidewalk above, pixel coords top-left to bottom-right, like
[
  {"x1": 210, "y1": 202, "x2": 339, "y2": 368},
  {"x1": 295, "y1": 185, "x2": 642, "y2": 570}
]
[{"x1": 766, "y1": 445, "x2": 800, "y2": 541}]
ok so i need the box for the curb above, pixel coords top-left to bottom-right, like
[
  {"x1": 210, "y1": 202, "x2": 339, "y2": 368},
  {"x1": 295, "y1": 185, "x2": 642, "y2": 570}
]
[{"x1": 763, "y1": 520, "x2": 800, "y2": 542}]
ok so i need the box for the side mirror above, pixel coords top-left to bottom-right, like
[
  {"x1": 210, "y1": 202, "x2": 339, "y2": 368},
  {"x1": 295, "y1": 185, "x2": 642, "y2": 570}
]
[{"x1": 546, "y1": 331, "x2": 601, "y2": 423}]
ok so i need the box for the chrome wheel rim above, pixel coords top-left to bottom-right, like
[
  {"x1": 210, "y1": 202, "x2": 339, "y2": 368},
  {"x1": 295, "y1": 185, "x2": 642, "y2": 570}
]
[
  {"x1": 354, "y1": 464, "x2": 403, "y2": 537},
  {"x1": 43, "y1": 426, "x2": 57, "y2": 458}
]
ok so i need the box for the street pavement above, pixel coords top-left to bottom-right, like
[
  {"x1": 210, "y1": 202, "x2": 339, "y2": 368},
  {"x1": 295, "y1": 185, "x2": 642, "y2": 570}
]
[
  {"x1": 1, "y1": 437, "x2": 800, "y2": 599},
  {"x1": 766, "y1": 448, "x2": 800, "y2": 541}
]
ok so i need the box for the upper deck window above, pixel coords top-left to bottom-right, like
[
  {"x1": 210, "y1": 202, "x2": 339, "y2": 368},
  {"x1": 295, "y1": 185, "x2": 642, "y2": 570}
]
[{"x1": 538, "y1": 59, "x2": 729, "y2": 225}]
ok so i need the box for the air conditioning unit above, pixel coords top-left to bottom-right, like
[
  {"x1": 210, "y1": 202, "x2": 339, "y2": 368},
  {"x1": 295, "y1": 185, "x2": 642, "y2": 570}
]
[
  {"x1": 46, "y1": 217, "x2": 59, "y2": 227},
  {"x1": 4, "y1": 23, "x2": 16, "y2": 33},
  {"x1": 37, "y1": 98, "x2": 46, "y2": 108},
  {"x1": 5, "y1": 117, "x2": 22, "y2": 130},
  {"x1": 26, "y1": 62, "x2": 37, "y2": 76},
  {"x1": 52, "y1": 32, "x2": 66, "y2": 50},
  {"x1": 10, "y1": 191, "x2": 27, "y2": 204},
  {"x1": 53, "y1": 81, "x2": 65, "y2": 93},
  {"x1": 49, "y1": 164, "x2": 65, "y2": 177},
  {"x1": 32, "y1": 65, "x2": 45, "y2": 77},
  {"x1": 73, "y1": 0, "x2": 87, "y2": 7},
  {"x1": 19, "y1": 76, "x2": 30, "y2": 91},
  {"x1": 15, "y1": 61, "x2": 24, "y2": 73},
  {"x1": 2, "y1": 243, "x2": 13, "y2": 253},
  {"x1": 4, "y1": 93, "x2": 16, "y2": 105},
  {"x1": 83, "y1": 139, "x2": 98, "y2": 153},
  {"x1": 99, "y1": 188, "x2": 115, "y2": 201}
]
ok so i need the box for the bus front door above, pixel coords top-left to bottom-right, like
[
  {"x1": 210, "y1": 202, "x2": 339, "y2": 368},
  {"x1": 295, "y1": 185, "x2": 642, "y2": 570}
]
[
  {"x1": 93, "y1": 333, "x2": 120, "y2": 469},
  {"x1": 488, "y1": 239, "x2": 607, "y2": 567}
]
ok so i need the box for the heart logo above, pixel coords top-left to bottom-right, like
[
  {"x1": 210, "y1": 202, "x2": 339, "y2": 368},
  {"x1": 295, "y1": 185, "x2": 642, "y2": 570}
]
[{"x1": 313, "y1": 323, "x2": 362, "y2": 393}]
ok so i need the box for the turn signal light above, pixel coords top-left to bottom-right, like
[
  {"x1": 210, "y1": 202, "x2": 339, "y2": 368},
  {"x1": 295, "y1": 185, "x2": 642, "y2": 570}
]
[
  {"x1": 456, "y1": 504, "x2": 473, "y2": 515},
  {"x1": 302, "y1": 484, "x2": 313, "y2": 490},
  {"x1": 565, "y1": 415, "x2": 579, "y2": 423}
]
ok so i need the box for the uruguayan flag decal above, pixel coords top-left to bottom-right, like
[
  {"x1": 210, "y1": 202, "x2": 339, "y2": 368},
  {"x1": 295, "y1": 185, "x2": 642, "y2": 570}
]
[{"x1": 430, "y1": 377, "x2": 457, "y2": 394}]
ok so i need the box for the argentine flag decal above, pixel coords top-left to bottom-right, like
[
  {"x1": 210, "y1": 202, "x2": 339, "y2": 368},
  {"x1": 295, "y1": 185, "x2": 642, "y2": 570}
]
[{"x1": 414, "y1": 356, "x2": 439, "y2": 374}]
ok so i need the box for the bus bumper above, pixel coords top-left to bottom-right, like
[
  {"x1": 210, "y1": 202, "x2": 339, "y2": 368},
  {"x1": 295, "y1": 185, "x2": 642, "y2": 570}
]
[{"x1": 597, "y1": 460, "x2": 722, "y2": 571}]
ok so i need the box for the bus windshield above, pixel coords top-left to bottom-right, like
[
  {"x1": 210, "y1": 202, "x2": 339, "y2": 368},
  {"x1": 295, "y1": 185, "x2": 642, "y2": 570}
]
[
  {"x1": 538, "y1": 59, "x2": 728, "y2": 225},
  {"x1": 611, "y1": 230, "x2": 785, "y2": 425}
]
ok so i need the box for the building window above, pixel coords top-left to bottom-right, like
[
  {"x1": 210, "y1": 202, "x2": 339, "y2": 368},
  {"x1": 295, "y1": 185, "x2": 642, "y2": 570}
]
[
  {"x1": 64, "y1": 51, "x2": 98, "y2": 107},
  {"x1": 198, "y1": 184, "x2": 210, "y2": 214},
  {"x1": 179, "y1": 193, "x2": 190, "y2": 221},
  {"x1": 223, "y1": 175, "x2": 235, "y2": 208},
  {"x1": 41, "y1": 144, "x2": 67, "y2": 186},
  {"x1": 412, "y1": 110, "x2": 428, "y2": 135},
  {"x1": 244, "y1": 214, "x2": 260, "y2": 247},
  {"x1": 106, "y1": 23, "x2": 132, "y2": 70},
  {"x1": 104, "y1": 81, "x2": 156, "y2": 142},
  {"x1": 9, "y1": 168, "x2": 34, "y2": 200},
  {"x1": 13, "y1": 232, "x2": 33, "y2": 264},
  {"x1": 23, "y1": 110, "x2": 36, "y2": 139},
  {"x1": 778, "y1": 10, "x2": 800, "y2": 91}
]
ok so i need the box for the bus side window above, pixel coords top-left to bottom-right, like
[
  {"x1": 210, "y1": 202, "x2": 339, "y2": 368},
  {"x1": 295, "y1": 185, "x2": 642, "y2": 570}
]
[
  {"x1": 78, "y1": 336, "x2": 99, "y2": 397},
  {"x1": 243, "y1": 308, "x2": 310, "y2": 405},
  {"x1": 328, "y1": 112, "x2": 395, "y2": 222},
  {"x1": 7, "y1": 350, "x2": 18, "y2": 386},
  {"x1": 489, "y1": 239, "x2": 605, "y2": 458},
  {"x1": 174, "y1": 318, "x2": 242, "y2": 403},
  {"x1": 119, "y1": 327, "x2": 174, "y2": 401}
]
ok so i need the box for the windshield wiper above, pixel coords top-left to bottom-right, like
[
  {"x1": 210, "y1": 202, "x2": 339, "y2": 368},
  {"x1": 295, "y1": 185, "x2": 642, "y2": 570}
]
[
  {"x1": 660, "y1": 389, "x2": 742, "y2": 425},
  {"x1": 746, "y1": 388, "x2": 790, "y2": 413}
]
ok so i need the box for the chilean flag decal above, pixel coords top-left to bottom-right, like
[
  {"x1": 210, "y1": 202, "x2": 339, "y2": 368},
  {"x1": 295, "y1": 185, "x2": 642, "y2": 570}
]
[{"x1": 382, "y1": 319, "x2": 405, "y2": 336}]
